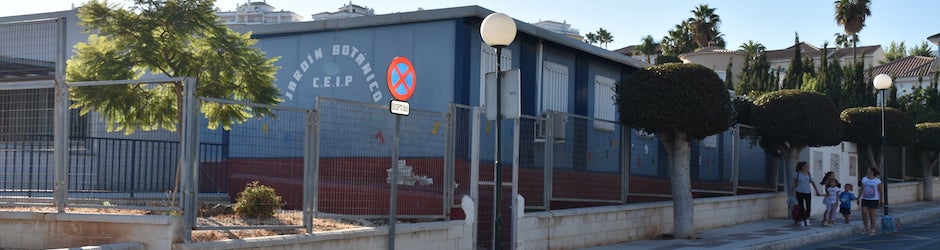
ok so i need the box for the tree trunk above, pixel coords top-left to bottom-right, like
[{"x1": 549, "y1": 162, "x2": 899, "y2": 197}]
[
  {"x1": 921, "y1": 150, "x2": 939, "y2": 201},
  {"x1": 784, "y1": 144, "x2": 803, "y2": 218},
  {"x1": 660, "y1": 131, "x2": 695, "y2": 239},
  {"x1": 865, "y1": 144, "x2": 884, "y2": 174},
  {"x1": 782, "y1": 145, "x2": 803, "y2": 194}
]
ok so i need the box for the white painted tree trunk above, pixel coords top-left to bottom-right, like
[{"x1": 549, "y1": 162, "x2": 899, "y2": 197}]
[
  {"x1": 660, "y1": 131, "x2": 695, "y2": 239},
  {"x1": 920, "y1": 151, "x2": 938, "y2": 201}
]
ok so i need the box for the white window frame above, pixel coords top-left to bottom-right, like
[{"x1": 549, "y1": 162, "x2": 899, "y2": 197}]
[
  {"x1": 540, "y1": 61, "x2": 569, "y2": 114},
  {"x1": 593, "y1": 74, "x2": 616, "y2": 131},
  {"x1": 480, "y1": 43, "x2": 512, "y2": 110}
]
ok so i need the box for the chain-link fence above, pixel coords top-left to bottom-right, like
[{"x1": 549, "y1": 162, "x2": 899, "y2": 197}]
[
  {"x1": 315, "y1": 97, "x2": 450, "y2": 219},
  {"x1": 1, "y1": 18, "x2": 64, "y2": 207},
  {"x1": 196, "y1": 97, "x2": 309, "y2": 229}
]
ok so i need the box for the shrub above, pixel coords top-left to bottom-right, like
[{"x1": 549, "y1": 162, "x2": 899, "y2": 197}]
[{"x1": 234, "y1": 181, "x2": 282, "y2": 219}]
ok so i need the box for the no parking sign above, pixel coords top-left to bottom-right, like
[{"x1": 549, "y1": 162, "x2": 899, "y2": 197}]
[{"x1": 387, "y1": 56, "x2": 415, "y2": 115}]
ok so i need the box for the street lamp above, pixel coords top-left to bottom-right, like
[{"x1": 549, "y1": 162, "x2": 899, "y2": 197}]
[
  {"x1": 481, "y1": 12, "x2": 515, "y2": 250},
  {"x1": 873, "y1": 73, "x2": 892, "y2": 216}
]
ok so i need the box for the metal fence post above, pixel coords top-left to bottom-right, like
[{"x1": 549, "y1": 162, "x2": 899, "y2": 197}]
[
  {"x1": 470, "y1": 107, "x2": 481, "y2": 247},
  {"x1": 732, "y1": 126, "x2": 740, "y2": 195},
  {"x1": 622, "y1": 126, "x2": 631, "y2": 204},
  {"x1": 444, "y1": 105, "x2": 456, "y2": 219},
  {"x1": 53, "y1": 17, "x2": 69, "y2": 213},
  {"x1": 511, "y1": 117, "x2": 522, "y2": 249},
  {"x1": 543, "y1": 111, "x2": 554, "y2": 210},
  {"x1": 303, "y1": 109, "x2": 319, "y2": 233},
  {"x1": 180, "y1": 77, "x2": 198, "y2": 242}
]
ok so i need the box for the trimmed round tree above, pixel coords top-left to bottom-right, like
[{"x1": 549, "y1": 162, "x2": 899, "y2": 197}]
[
  {"x1": 841, "y1": 107, "x2": 915, "y2": 176},
  {"x1": 915, "y1": 122, "x2": 940, "y2": 200},
  {"x1": 751, "y1": 90, "x2": 842, "y2": 195},
  {"x1": 616, "y1": 63, "x2": 731, "y2": 239}
]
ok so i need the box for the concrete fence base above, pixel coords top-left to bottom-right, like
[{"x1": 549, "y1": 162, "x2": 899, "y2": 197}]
[{"x1": 0, "y1": 212, "x2": 180, "y2": 249}]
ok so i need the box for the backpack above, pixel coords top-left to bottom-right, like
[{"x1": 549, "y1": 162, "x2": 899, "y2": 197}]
[{"x1": 791, "y1": 204, "x2": 803, "y2": 223}]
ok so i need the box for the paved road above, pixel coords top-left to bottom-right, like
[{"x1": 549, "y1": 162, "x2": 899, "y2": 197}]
[{"x1": 795, "y1": 216, "x2": 940, "y2": 250}]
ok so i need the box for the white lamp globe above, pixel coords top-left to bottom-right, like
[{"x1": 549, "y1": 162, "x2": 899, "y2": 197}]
[
  {"x1": 481, "y1": 13, "x2": 516, "y2": 47},
  {"x1": 873, "y1": 73, "x2": 893, "y2": 90}
]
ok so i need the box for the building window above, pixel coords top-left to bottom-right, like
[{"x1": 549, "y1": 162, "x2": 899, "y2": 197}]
[
  {"x1": 0, "y1": 88, "x2": 86, "y2": 142},
  {"x1": 541, "y1": 61, "x2": 569, "y2": 113},
  {"x1": 593, "y1": 75, "x2": 616, "y2": 131},
  {"x1": 480, "y1": 43, "x2": 512, "y2": 109}
]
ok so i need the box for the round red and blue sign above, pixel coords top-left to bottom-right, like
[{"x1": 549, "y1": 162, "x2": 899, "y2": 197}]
[{"x1": 387, "y1": 56, "x2": 417, "y2": 101}]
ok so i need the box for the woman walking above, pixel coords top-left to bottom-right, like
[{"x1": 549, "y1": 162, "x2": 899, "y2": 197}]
[{"x1": 792, "y1": 161, "x2": 822, "y2": 226}]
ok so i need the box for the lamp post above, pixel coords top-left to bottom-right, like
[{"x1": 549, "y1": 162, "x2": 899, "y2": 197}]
[
  {"x1": 481, "y1": 12, "x2": 515, "y2": 250},
  {"x1": 873, "y1": 73, "x2": 892, "y2": 216}
]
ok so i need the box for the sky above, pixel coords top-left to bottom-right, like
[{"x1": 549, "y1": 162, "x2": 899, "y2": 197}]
[{"x1": 2, "y1": 0, "x2": 938, "y2": 52}]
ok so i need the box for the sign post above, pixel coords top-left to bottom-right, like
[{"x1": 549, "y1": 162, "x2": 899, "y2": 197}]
[{"x1": 386, "y1": 56, "x2": 416, "y2": 250}]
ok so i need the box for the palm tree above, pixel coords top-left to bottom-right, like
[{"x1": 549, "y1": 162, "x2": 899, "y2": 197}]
[
  {"x1": 585, "y1": 32, "x2": 598, "y2": 45},
  {"x1": 596, "y1": 28, "x2": 614, "y2": 49},
  {"x1": 634, "y1": 35, "x2": 658, "y2": 63},
  {"x1": 833, "y1": 33, "x2": 852, "y2": 48},
  {"x1": 688, "y1": 4, "x2": 721, "y2": 48},
  {"x1": 834, "y1": 0, "x2": 872, "y2": 62},
  {"x1": 662, "y1": 20, "x2": 695, "y2": 56},
  {"x1": 740, "y1": 40, "x2": 766, "y2": 59},
  {"x1": 910, "y1": 41, "x2": 934, "y2": 57}
]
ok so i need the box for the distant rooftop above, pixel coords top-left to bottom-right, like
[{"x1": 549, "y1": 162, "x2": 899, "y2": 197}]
[
  {"x1": 216, "y1": 1, "x2": 303, "y2": 25},
  {"x1": 533, "y1": 20, "x2": 581, "y2": 41},
  {"x1": 311, "y1": 2, "x2": 375, "y2": 21},
  {"x1": 869, "y1": 55, "x2": 936, "y2": 79}
]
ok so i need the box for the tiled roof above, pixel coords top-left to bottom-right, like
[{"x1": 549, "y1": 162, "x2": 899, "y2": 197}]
[
  {"x1": 765, "y1": 42, "x2": 822, "y2": 61},
  {"x1": 869, "y1": 55, "x2": 936, "y2": 79},
  {"x1": 830, "y1": 44, "x2": 881, "y2": 59}
]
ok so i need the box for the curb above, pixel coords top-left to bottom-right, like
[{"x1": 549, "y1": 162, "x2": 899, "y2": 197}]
[{"x1": 740, "y1": 205, "x2": 940, "y2": 250}]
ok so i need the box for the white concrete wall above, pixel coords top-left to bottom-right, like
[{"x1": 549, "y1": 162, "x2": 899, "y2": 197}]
[
  {"x1": 515, "y1": 179, "x2": 940, "y2": 250},
  {"x1": 173, "y1": 220, "x2": 473, "y2": 250},
  {"x1": 0, "y1": 212, "x2": 181, "y2": 249},
  {"x1": 518, "y1": 193, "x2": 787, "y2": 250}
]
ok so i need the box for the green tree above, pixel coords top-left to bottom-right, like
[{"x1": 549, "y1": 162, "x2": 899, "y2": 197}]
[
  {"x1": 67, "y1": 0, "x2": 282, "y2": 201},
  {"x1": 841, "y1": 107, "x2": 916, "y2": 178},
  {"x1": 634, "y1": 35, "x2": 658, "y2": 64},
  {"x1": 839, "y1": 62, "x2": 874, "y2": 109},
  {"x1": 616, "y1": 63, "x2": 731, "y2": 239},
  {"x1": 783, "y1": 33, "x2": 804, "y2": 89},
  {"x1": 897, "y1": 73, "x2": 940, "y2": 123},
  {"x1": 661, "y1": 21, "x2": 696, "y2": 56},
  {"x1": 824, "y1": 50, "x2": 844, "y2": 105},
  {"x1": 834, "y1": 33, "x2": 852, "y2": 48},
  {"x1": 656, "y1": 54, "x2": 682, "y2": 64},
  {"x1": 687, "y1": 4, "x2": 722, "y2": 48},
  {"x1": 834, "y1": 0, "x2": 872, "y2": 63},
  {"x1": 725, "y1": 56, "x2": 734, "y2": 90},
  {"x1": 595, "y1": 28, "x2": 614, "y2": 49},
  {"x1": 751, "y1": 90, "x2": 842, "y2": 208},
  {"x1": 736, "y1": 41, "x2": 776, "y2": 96},
  {"x1": 915, "y1": 122, "x2": 940, "y2": 200},
  {"x1": 880, "y1": 41, "x2": 907, "y2": 64},
  {"x1": 910, "y1": 41, "x2": 934, "y2": 57},
  {"x1": 68, "y1": 0, "x2": 281, "y2": 133},
  {"x1": 585, "y1": 32, "x2": 598, "y2": 45}
]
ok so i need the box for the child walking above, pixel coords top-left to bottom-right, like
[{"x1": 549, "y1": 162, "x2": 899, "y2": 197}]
[
  {"x1": 840, "y1": 183, "x2": 858, "y2": 224},
  {"x1": 822, "y1": 178, "x2": 841, "y2": 226}
]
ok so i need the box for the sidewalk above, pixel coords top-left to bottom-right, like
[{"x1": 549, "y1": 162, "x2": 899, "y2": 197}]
[{"x1": 579, "y1": 200, "x2": 940, "y2": 250}]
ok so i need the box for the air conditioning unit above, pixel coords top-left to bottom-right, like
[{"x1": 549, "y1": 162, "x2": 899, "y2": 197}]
[{"x1": 535, "y1": 110, "x2": 566, "y2": 142}]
